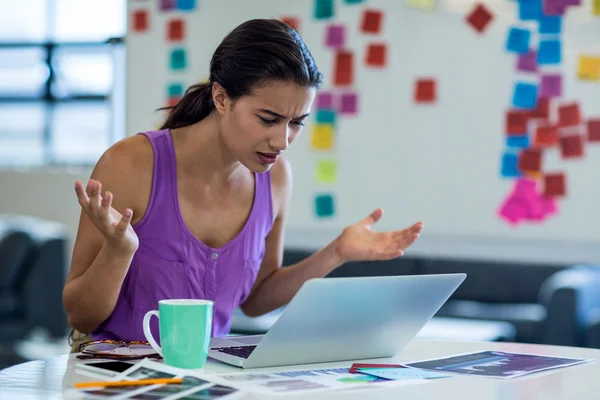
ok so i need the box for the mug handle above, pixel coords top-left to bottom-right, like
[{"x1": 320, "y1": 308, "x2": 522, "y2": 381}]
[{"x1": 143, "y1": 310, "x2": 163, "y2": 357}]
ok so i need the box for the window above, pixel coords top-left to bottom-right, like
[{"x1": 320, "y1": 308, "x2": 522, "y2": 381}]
[{"x1": 0, "y1": 0, "x2": 126, "y2": 167}]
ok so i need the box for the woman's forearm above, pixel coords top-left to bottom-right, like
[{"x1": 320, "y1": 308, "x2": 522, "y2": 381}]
[{"x1": 240, "y1": 236, "x2": 345, "y2": 317}]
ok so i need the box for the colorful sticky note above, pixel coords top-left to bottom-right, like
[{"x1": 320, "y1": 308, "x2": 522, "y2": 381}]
[
  {"x1": 506, "y1": 109, "x2": 529, "y2": 135},
  {"x1": 315, "y1": 194, "x2": 335, "y2": 218},
  {"x1": 538, "y1": 40, "x2": 561, "y2": 65},
  {"x1": 506, "y1": 27, "x2": 531, "y2": 54},
  {"x1": 543, "y1": 172, "x2": 566, "y2": 197},
  {"x1": 361, "y1": 10, "x2": 383, "y2": 33},
  {"x1": 539, "y1": 15, "x2": 561, "y2": 34},
  {"x1": 415, "y1": 78, "x2": 437, "y2": 103},
  {"x1": 167, "y1": 96, "x2": 180, "y2": 108},
  {"x1": 406, "y1": 0, "x2": 437, "y2": 11},
  {"x1": 281, "y1": 16, "x2": 300, "y2": 31},
  {"x1": 558, "y1": 103, "x2": 581, "y2": 127},
  {"x1": 540, "y1": 74, "x2": 562, "y2": 98},
  {"x1": 168, "y1": 83, "x2": 184, "y2": 98},
  {"x1": 594, "y1": 0, "x2": 600, "y2": 15},
  {"x1": 516, "y1": 50, "x2": 538, "y2": 73},
  {"x1": 533, "y1": 124, "x2": 558, "y2": 147},
  {"x1": 512, "y1": 178, "x2": 537, "y2": 199},
  {"x1": 542, "y1": 0, "x2": 566, "y2": 15},
  {"x1": 170, "y1": 48, "x2": 187, "y2": 70},
  {"x1": 577, "y1": 55, "x2": 600, "y2": 81},
  {"x1": 559, "y1": 134, "x2": 584, "y2": 159},
  {"x1": 177, "y1": 0, "x2": 196, "y2": 11},
  {"x1": 167, "y1": 18, "x2": 185, "y2": 42},
  {"x1": 465, "y1": 3, "x2": 494, "y2": 34},
  {"x1": 316, "y1": 92, "x2": 336, "y2": 110},
  {"x1": 311, "y1": 124, "x2": 335, "y2": 150},
  {"x1": 512, "y1": 82, "x2": 538, "y2": 109},
  {"x1": 498, "y1": 198, "x2": 527, "y2": 225},
  {"x1": 365, "y1": 43, "x2": 387, "y2": 67},
  {"x1": 315, "y1": 159, "x2": 337, "y2": 183},
  {"x1": 334, "y1": 51, "x2": 354, "y2": 86},
  {"x1": 501, "y1": 152, "x2": 521, "y2": 177},
  {"x1": 314, "y1": 0, "x2": 334, "y2": 19},
  {"x1": 345, "y1": 0, "x2": 365, "y2": 3},
  {"x1": 519, "y1": 0, "x2": 542, "y2": 21},
  {"x1": 518, "y1": 148, "x2": 542, "y2": 172},
  {"x1": 325, "y1": 24, "x2": 345, "y2": 49},
  {"x1": 316, "y1": 109, "x2": 337, "y2": 125},
  {"x1": 132, "y1": 9, "x2": 149, "y2": 32},
  {"x1": 530, "y1": 97, "x2": 550, "y2": 119},
  {"x1": 588, "y1": 119, "x2": 600, "y2": 142},
  {"x1": 340, "y1": 92, "x2": 358, "y2": 115},
  {"x1": 507, "y1": 136, "x2": 530, "y2": 148},
  {"x1": 160, "y1": 0, "x2": 175, "y2": 11}
]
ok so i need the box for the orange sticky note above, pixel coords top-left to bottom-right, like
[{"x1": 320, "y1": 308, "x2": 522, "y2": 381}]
[
  {"x1": 167, "y1": 18, "x2": 185, "y2": 41},
  {"x1": 361, "y1": 9, "x2": 383, "y2": 33},
  {"x1": 167, "y1": 96, "x2": 180, "y2": 108},
  {"x1": 533, "y1": 123, "x2": 558, "y2": 147},
  {"x1": 281, "y1": 16, "x2": 300, "y2": 31},
  {"x1": 132, "y1": 9, "x2": 149, "y2": 32},
  {"x1": 334, "y1": 51, "x2": 354, "y2": 86},
  {"x1": 365, "y1": 43, "x2": 387, "y2": 67},
  {"x1": 414, "y1": 78, "x2": 436, "y2": 103}
]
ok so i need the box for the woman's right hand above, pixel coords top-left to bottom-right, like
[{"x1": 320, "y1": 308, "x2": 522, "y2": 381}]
[{"x1": 75, "y1": 179, "x2": 139, "y2": 256}]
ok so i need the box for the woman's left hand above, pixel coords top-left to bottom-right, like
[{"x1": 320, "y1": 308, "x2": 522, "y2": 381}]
[{"x1": 335, "y1": 208, "x2": 423, "y2": 263}]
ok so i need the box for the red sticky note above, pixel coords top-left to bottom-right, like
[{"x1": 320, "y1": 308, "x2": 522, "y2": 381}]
[
  {"x1": 349, "y1": 363, "x2": 403, "y2": 373},
  {"x1": 167, "y1": 18, "x2": 185, "y2": 41},
  {"x1": 167, "y1": 96, "x2": 180, "y2": 108},
  {"x1": 465, "y1": 3, "x2": 494, "y2": 34},
  {"x1": 587, "y1": 119, "x2": 600, "y2": 142},
  {"x1": 533, "y1": 123, "x2": 558, "y2": 147},
  {"x1": 281, "y1": 16, "x2": 300, "y2": 31},
  {"x1": 543, "y1": 172, "x2": 566, "y2": 197},
  {"x1": 334, "y1": 51, "x2": 354, "y2": 86},
  {"x1": 361, "y1": 9, "x2": 383, "y2": 33},
  {"x1": 529, "y1": 97, "x2": 550, "y2": 120},
  {"x1": 506, "y1": 109, "x2": 529, "y2": 136},
  {"x1": 365, "y1": 43, "x2": 387, "y2": 67},
  {"x1": 414, "y1": 78, "x2": 436, "y2": 103},
  {"x1": 518, "y1": 148, "x2": 542, "y2": 172},
  {"x1": 132, "y1": 9, "x2": 149, "y2": 32},
  {"x1": 559, "y1": 134, "x2": 584, "y2": 159},
  {"x1": 558, "y1": 103, "x2": 581, "y2": 127}
]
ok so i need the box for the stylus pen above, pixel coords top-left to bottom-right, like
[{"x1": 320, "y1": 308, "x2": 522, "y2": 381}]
[{"x1": 75, "y1": 378, "x2": 183, "y2": 389}]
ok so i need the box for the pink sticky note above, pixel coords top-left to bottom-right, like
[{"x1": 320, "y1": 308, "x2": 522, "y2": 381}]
[
  {"x1": 316, "y1": 92, "x2": 335, "y2": 110},
  {"x1": 542, "y1": 196, "x2": 558, "y2": 215},
  {"x1": 540, "y1": 74, "x2": 562, "y2": 98},
  {"x1": 325, "y1": 24, "x2": 345, "y2": 49},
  {"x1": 543, "y1": 0, "x2": 566, "y2": 15},
  {"x1": 526, "y1": 196, "x2": 545, "y2": 221},
  {"x1": 498, "y1": 198, "x2": 527, "y2": 225},
  {"x1": 160, "y1": 0, "x2": 175, "y2": 11},
  {"x1": 339, "y1": 92, "x2": 358, "y2": 115},
  {"x1": 516, "y1": 50, "x2": 538, "y2": 73},
  {"x1": 512, "y1": 178, "x2": 537, "y2": 199}
]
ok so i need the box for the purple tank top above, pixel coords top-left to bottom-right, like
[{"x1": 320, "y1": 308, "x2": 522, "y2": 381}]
[{"x1": 91, "y1": 129, "x2": 274, "y2": 341}]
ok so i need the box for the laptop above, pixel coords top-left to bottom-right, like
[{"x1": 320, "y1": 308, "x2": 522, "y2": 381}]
[{"x1": 208, "y1": 273, "x2": 466, "y2": 369}]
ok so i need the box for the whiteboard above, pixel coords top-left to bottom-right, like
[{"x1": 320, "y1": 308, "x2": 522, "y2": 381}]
[{"x1": 125, "y1": 0, "x2": 600, "y2": 265}]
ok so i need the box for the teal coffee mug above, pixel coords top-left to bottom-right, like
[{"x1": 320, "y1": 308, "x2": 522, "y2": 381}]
[{"x1": 143, "y1": 299, "x2": 213, "y2": 369}]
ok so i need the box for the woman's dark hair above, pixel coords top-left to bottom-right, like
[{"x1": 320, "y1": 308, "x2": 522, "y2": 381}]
[{"x1": 160, "y1": 19, "x2": 323, "y2": 130}]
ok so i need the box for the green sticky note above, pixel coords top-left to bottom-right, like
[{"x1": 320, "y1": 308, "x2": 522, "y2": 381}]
[
  {"x1": 316, "y1": 109, "x2": 336, "y2": 126},
  {"x1": 316, "y1": 159, "x2": 337, "y2": 184},
  {"x1": 168, "y1": 83, "x2": 184, "y2": 98},
  {"x1": 315, "y1": 194, "x2": 335, "y2": 218},
  {"x1": 170, "y1": 48, "x2": 187, "y2": 70},
  {"x1": 314, "y1": 0, "x2": 334, "y2": 19}
]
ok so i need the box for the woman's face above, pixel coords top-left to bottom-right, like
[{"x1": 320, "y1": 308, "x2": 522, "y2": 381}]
[{"x1": 217, "y1": 81, "x2": 316, "y2": 172}]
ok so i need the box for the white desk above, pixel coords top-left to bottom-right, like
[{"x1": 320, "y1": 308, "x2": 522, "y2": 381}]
[{"x1": 1, "y1": 339, "x2": 599, "y2": 399}]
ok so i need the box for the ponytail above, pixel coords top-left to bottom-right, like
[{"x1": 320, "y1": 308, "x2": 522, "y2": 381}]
[{"x1": 160, "y1": 81, "x2": 215, "y2": 130}]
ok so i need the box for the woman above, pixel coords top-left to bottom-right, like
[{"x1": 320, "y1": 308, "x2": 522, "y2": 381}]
[{"x1": 63, "y1": 19, "x2": 423, "y2": 350}]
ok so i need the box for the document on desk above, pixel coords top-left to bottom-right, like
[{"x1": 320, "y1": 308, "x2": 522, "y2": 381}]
[{"x1": 406, "y1": 351, "x2": 591, "y2": 379}]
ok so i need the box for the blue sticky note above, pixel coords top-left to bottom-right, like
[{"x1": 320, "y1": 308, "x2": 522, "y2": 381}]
[
  {"x1": 345, "y1": 0, "x2": 365, "y2": 3},
  {"x1": 506, "y1": 136, "x2": 530, "y2": 149},
  {"x1": 314, "y1": 0, "x2": 334, "y2": 19},
  {"x1": 177, "y1": 0, "x2": 196, "y2": 11},
  {"x1": 506, "y1": 28, "x2": 531, "y2": 54},
  {"x1": 315, "y1": 194, "x2": 335, "y2": 218},
  {"x1": 170, "y1": 48, "x2": 187, "y2": 70},
  {"x1": 538, "y1": 40, "x2": 561, "y2": 65},
  {"x1": 168, "y1": 83, "x2": 184, "y2": 98},
  {"x1": 512, "y1": 82, "x2": 538, "y2": 109},
  {"x1": 519, "y1": 0, "x2": 541, "y2": 20},
  {"x1": 316, "y1": 110, "x2": 336, "y2": 126},
  {"x1": 501, "y1": 153, "x2": 521, "y2": 178},
  {"x1": 539, "y1": 16, "x2": 561, "y2": 34}
]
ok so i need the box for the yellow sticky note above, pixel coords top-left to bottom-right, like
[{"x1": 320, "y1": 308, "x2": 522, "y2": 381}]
[
  {"x1": 316, "y1": 159, "x2": 337, "y2": 184},
  {"x1": 406, "y1": 0, "x2": 436, "y2": 11},
  {"x1": 594, "y1": 0, "x2": 600, "y2": 15},
  {"x1": 577, "y1": 55, "x2": 600, "y2": 81},
  {"x1": 311, "y1": 124, "x2": 334, "y2": 150}
]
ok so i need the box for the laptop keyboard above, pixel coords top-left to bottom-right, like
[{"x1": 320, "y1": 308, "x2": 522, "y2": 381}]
[{"x1": 211, "y1": 345, "x2": 256, "y2": 359}]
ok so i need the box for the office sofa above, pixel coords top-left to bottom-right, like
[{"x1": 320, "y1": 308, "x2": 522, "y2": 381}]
[{"x1": 0, "y1": 215, "x2": 69, "y2": 345}]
